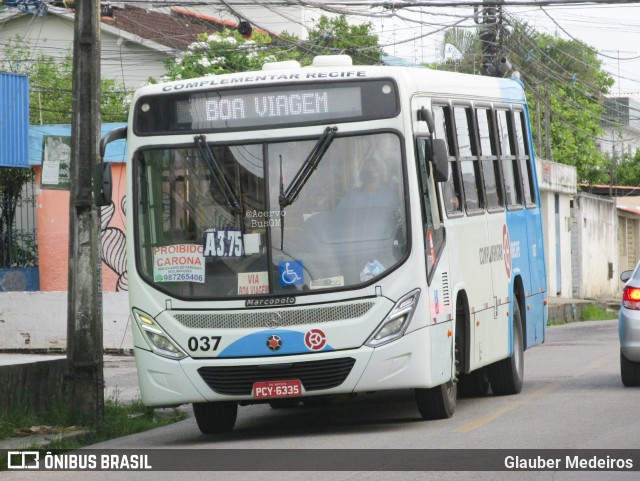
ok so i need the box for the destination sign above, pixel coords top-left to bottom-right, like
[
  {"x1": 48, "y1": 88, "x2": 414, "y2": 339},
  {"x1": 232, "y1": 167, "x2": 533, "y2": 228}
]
[
  {"x1": 180, "y1": 86, "x2": 362, "y2": 129},
  {"x1": 133, "y1": 79, "x2": 398, "y2": 134}
]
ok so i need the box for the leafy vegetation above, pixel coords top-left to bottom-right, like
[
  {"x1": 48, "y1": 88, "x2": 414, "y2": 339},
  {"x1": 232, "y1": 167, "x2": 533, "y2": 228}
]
[
  {"x1": 161, "y1": 15, "x2": 383, "y2": 81},
  {"x1": 0, "y1": 37, "x2": 130, "y2": 124},
  {"x1": 610, "y1": 149, "x2": 640, "y2": 187},
  {"x1": 581, "y1": 304, "x2": 618, "y2": 321},
  {"x1": 0, "y1": 168, "x2": 36, "y2": 267},
  {"x1": 0, "y1": 396, "x2": 185, "y2": 449},
  {"x1": 435, "y1": 22, "x2": 615, "y2": 185}
]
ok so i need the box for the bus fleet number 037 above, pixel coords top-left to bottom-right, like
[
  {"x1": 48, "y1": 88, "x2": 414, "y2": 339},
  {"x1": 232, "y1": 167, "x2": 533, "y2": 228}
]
[{"x1": 188, "y1": 336, "x2": 222, "y2": 352}]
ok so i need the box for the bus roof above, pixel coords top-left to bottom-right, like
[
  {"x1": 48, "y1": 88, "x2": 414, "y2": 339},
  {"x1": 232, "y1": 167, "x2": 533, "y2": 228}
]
[{"x1": 138, "y1": 62, "x2": 526, "y2": 105}]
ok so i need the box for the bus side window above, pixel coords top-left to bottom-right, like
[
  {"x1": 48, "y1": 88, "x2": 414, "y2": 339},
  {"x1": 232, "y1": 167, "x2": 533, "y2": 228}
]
[
  {"x1": 514, "y1": 109, "x2": 535, "y2": 206},
  {"x1": 496, "y1": 108, "x2": 522, "y2": 208},
  {"x1": 476, "y1": 107, "x2": 503, "y2": 209},
  {"x1": 454, "y1": 105, "x2": 483, "y2": 212},
  {"x1": 416, "y1": 137, "x2": 445, "y2": 283},
  {"x1": 433, "y1": 104, "x2": 462, "y2": 216}
]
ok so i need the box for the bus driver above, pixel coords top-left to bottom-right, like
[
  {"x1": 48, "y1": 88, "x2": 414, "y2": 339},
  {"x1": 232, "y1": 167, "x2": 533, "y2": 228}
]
[{"x1": 337, "y1": 158, "x2": 399, "y2": 210}]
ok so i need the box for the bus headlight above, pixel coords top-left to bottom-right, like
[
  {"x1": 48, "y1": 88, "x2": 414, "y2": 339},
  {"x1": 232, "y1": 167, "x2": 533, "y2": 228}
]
[
  {"x1": 365, "y1": 288, "x2": 421, "y2": 347},
  {"x1": 133, "y1": 309, "x2": 186, "y2": 360}
]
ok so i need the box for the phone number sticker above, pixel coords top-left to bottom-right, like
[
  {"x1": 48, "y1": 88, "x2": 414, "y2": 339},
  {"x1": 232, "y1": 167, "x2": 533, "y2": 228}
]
[
  {"x1": 159, "y1": 273, "x2": 204, "y2": 282},
  {"x1": 153, "y1": 244, "x2": 205, "y2": 284}
]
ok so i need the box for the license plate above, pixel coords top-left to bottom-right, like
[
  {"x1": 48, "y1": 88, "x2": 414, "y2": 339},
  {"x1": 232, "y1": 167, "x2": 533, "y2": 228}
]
[{"x1": 253, "y1": 379, "x2": 303, "y2": 399}]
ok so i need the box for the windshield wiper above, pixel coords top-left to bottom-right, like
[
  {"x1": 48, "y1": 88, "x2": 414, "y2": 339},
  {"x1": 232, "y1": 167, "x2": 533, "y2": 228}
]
[
  {"x1": 279, "y1": 126, "x2": 337, "y2": 209},
  {"x1": 194, "y1": 135, "x2": 242, "y2": 217}
]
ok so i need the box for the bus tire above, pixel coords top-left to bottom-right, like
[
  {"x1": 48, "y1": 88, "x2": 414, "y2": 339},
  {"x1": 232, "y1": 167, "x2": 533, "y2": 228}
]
[
  {"x1": 193, "y1": 401, "x2": 237, "y2": 434},
  {"x1": 488, "y1": 300, "x2": 524, "y2": 396},
  {"x1": 415, "y1": 380, "x2": 457, "y2": 420},
  {"x1": 458, "y1": 367, "x2": 490, "y2": 398},
  {"x1": 620, "y1": 350, "x2": 640, "y2": 387}
]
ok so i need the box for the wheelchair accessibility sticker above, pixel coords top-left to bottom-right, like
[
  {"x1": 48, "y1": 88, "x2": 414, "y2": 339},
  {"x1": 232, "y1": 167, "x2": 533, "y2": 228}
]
[{"x1": 279, "y1": 260, "x2": 304, "y2": 286}]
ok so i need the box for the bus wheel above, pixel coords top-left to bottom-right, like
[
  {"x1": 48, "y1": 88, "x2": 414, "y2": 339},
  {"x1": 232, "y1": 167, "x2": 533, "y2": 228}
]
[
  {"x1": 193, "y1": 401, "x2": 237, "y2": 434},
  {"x1": 488, "y1": 301, "x2": 524, "y2": 395},
  {"x1": 415, "y1": 379, "x2": 457, "y2": 420},
  {"x1": 458, "y1": 367, "x2": 490, "y2": 398}
]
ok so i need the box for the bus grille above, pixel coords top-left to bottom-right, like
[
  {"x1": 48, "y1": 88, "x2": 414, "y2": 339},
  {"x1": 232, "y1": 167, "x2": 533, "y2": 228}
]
[
  {"x1": 173, "y1": 302, "x2": 374, "y2": 329},
  {"x1": 197, "y1": 357, "x2": 356, "y2": 395}
]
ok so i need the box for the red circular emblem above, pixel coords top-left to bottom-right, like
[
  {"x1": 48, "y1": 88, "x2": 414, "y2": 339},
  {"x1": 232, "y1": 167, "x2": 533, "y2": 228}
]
[
  {"x1": 503, "y1": 224, "x2": 512, "y2": 279},
  {"x1": 304, "y1": 329, "x2": 327, "y2": 351}
]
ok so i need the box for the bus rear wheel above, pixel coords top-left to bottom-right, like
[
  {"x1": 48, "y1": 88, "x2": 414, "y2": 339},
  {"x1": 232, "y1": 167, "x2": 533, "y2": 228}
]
[
  {"x1": 193, "y1": 401, "x2": 238, "y2": 434},
  {"x1": 488, "y1": 300, "x2": 524, "y2": 395},
  {"x1": 458, "y1": 367, "x2": 490, "y2": 398}
]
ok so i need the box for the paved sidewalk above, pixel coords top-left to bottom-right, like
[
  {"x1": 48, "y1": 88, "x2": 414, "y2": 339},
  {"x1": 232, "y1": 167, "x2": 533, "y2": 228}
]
[
  {"x1": 0, "y1": 353, "x2": 140, "y2": 403},
  {"x1": 103, "y1": 354, "x2": 140, "y2": 404},
  {"x1": 0, "y1": 353, "x2": 65, "y2": 366}
]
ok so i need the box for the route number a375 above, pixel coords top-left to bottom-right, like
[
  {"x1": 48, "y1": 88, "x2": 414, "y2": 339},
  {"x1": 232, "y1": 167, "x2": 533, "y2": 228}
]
[
  {"x1": 188, "y1": 336, "x2": 222, "y2": 352},
  {"x1": 203, "y1": 229, "x2": 242, "y2": 257}
]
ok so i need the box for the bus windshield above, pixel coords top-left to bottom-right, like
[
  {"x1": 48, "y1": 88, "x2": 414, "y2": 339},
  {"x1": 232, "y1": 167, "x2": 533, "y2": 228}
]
[{"x1": 133, "y1": 132, "x2": 407, "y2": 300}]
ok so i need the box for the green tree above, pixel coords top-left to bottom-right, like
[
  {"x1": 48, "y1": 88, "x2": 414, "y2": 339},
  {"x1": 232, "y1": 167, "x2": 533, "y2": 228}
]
[
  {"x1": 161, "y1": 29, "x2": 278, "y2": 80},
  {"x1": 0, "y1": 168, "x2": 34, "y2": 267},
  {"x1": 303, "y1": 15, "x2": 384, "y2": 65},
  {"x1": 513, "y1": 34, "x2": 613, "y2": 184},
  {"x1": 161, "y1": 15, "x2": 383, "y2": 81},
  {"x1": 437, "y1": 27, "x2": 482, "y2": 73},
  {"x1": 0, "y1": 37, "x2": 130, "y2": 123},
  {"x1": 614, "y1": 150, "x2": 640, "y2": 187},
  {"x1": 436, "y1": 23, "x2": 614, "y2": 184}
]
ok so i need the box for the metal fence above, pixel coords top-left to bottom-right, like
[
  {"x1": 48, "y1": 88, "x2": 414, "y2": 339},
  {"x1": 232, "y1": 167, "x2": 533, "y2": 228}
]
[{"x1": 0, "y1": 168, "x2": 38, "y2": 269}]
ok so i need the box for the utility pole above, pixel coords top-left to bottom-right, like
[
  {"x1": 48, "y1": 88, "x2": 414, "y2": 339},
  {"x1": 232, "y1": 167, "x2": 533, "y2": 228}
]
[
  {"x1": 66, "y1": 0, "x2": 103, "y2": 423},
  {"x1": 476, "y1": 1, "x2": 498, "y2": 76}
]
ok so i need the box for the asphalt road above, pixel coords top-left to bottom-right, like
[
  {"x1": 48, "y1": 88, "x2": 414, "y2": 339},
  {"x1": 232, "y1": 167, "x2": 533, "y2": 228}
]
[{"x1": 3, "y1": 319, "x2": 639, "y2": 480}]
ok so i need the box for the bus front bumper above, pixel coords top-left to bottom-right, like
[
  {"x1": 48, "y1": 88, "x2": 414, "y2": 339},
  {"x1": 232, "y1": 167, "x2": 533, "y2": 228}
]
[{"x1": 134, "y1": 322, "x2": 453, "y2": 407}]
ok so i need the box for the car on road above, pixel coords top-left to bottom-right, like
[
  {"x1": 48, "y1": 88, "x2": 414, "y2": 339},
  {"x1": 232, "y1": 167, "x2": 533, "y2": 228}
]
[{"x1": 619, "y1": 263, "x2": 640, "y2": 386}]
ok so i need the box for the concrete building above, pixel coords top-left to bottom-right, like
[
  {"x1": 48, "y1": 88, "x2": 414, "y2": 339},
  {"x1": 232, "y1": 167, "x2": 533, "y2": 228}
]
[
  {"x1": 537, "y1": 159, "x2": 576, "y2": 298},
  {"x1": 571, "y1": 193, "x2": 619, "y2": 299},
  {"x1": 598, "y1": 94, "x2": 640, "y2": 158},
  {"x1": 0, "y1": 4, "x2": 273, "y2": 89},
  {"x1": 581, "y1": 185, "x2": 640, "y2": 277}
]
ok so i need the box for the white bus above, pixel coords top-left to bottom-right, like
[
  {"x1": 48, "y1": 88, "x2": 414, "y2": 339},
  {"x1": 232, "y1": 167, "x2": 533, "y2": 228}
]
[{"x1": 100, "y1": 55, "x2": 547, "y2": 433}]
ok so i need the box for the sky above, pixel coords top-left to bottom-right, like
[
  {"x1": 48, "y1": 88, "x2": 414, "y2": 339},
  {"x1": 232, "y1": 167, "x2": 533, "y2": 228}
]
[{"x1": 369, "y1": 3, "x2": 640, "y2": 96}]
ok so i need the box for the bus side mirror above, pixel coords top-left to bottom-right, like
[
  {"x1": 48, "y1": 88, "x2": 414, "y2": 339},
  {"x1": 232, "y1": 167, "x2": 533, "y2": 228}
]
[
  {"x1": 418, "y1": 107, "x2": 435, "y2": 133},
  {"x1": 427, "y1": 138, "x2": 449, "y2": 183},
  {"x1": 94, "y1": 126, "x2": 127, "y2": 207},
  {"x1": 100, "y1": 126, "x2": 127, "y2": 158},
  {"x1": 93, "y1": 162, "x2": 112, "y2": 207}
]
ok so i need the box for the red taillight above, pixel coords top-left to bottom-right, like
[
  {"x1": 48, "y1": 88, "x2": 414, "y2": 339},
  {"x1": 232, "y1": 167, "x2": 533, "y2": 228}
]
[{"x1": 623, "y1": 286, "x2": 640, "y2": 310}]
